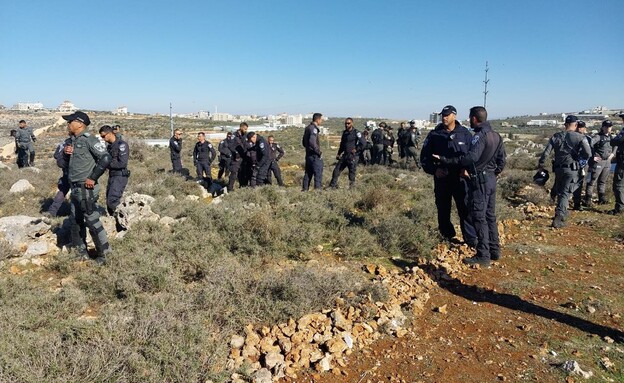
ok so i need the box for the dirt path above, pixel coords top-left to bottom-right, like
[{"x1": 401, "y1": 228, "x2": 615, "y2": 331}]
[{"x1": 291, "y1": 212, "x2": 624, "y2": 382}]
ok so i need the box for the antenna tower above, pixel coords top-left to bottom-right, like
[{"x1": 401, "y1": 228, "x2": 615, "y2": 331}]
[{"x1": 483, "y1": 61, "x2": 489, "y2": 107}]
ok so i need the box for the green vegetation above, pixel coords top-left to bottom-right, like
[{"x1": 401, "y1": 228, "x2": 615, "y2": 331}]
[{"x1": 0, "y1": 113, "x2": 619, "y2": 382}]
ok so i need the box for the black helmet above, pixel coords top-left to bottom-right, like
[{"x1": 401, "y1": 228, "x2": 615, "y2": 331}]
[{"x1": 533, "y1": 169, "x2": 550, "y2": 186}]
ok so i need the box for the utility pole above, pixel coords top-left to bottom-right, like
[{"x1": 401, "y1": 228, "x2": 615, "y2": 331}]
[
  {"x1": 169, "y1": 102, "x2": 173, "y2": 137},
  {"x1": 483, "y1": 61, "x2": 489, "y2": 108}
]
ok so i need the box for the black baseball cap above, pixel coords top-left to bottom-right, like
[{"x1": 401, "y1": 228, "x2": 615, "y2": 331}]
[
  {"x1": 602, "y1": 120, "x2": 613, "y2": 127},
  {"x1": 62, "y1": 111, "x2": 91, "y2": 126},
  {"x1": 439, "y1": 105, "x2": 457, "y2": 116},
  {"x1": 577, "y1": 120, "x2": 586, "y2": 128},
  {"x1": 564, "y1": 115, "x2": 578, "y2": 124}
]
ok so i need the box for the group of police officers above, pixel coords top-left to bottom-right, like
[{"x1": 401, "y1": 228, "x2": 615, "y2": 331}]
[
  {"x1": 168, "y1": 122, "x2": 286, "y2": 192},
  {"x1": 18, "y1": 107, "x2": 624, "y2": 267},
  {"x1": 539, "y1": 112, "x2": 624, "y2": 228}
]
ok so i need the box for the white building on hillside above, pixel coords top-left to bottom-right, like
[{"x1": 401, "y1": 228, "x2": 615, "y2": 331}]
[
  {"x1": 58, "y1": 100, "x2": 77, "y2": 113},
  {"x1": 212, "y1": 112, "x2": 234, "y2": 121},
  {"x1": 115, "y1": 106, "x2": 128, "y2": 115},
  {"x1": 13, "y1": 102, "x2": 44, "y2": 111},
  {"x1": 286, "y1": 114, "x2": 303, "y2": 125}
]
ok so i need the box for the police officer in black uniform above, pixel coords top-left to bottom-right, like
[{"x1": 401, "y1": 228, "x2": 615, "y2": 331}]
[
  {"x1": 218, "y1": 132, "x2": 233, "y2": 180},
  {"x1": 62, "y1": 111, "x2": 112, "y2": 265},
  {"x1": 329, "y1": 118, "x2": 366, "y2": 188},
  {"x1": 193, "y1": 132, "x2": 216, "y2": 181},
  {"x1": 420, "y1": 105, "x2": 477, "y2": 246},
  {"x1": 371, "y1": 123, "x2": 385, "y2": 165},
  {"x1": 99, "y1": 125, "x2": 130, "y2": 215},
  {"x1": 397, "y1": 122, "x2": 408, "y2": 162},
  {"x1": 247, "y1": 132, "x2": 271, "y2": 186},
  {"x1": 405, "y1": 123, "x2": 421, "y2": 169},
  {"x1": 228, "y1": 123, "x2": 249, "y2": 191},
  {"x1": 169, "y1": 129, "x2": 183, "y2": 174},
  {"x1": 572, "y1": 121, "x2": 591, "y2": 210},
  {"x1": 433, "y1": 106, "x2": 506, "y2": 266},
  {"x1": 267, "y1": 135, "x2": 285, "y2": 186},
  {"x1": 382, "y1": 126, "x2": 395, "y2": 166},
  {"x1": 608, "y1": 114, "x2": 624, "y2": 215},
  {"x1": 585, "y1": 120, "x2": 615, "y2": 206},
  {"x1": 538, "y1": 115, "x2": 592, "y2": 228},
  {"x1": 302, "y1": 113, "x2": 324, "y2": 191},
  {"x1": 47, "y1": 135, "x2": 72, "y2": 217}
]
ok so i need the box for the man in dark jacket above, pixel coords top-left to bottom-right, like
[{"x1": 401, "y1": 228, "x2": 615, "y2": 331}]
[
  {"x1": 302, "y1": 113, "x2": 324, "y2": 191},
  {"x1": 538, "y1": 115, "x2": 592, "y2": 228},
  {"x1": 247, "y1": 132, "x2": 271, "y2": 186},
  {"x1": 47, "y1": 135, "x2": 72, "y2": 217},
  {"x1": 329, "y1": 118, "x2": 366, "y2": 188},
  {"x1": 100, "y1": 125, "x2": 130, "y2": 215},
  {"x1": 228, "y1": 123, "x2": 249, "y2": 191},
  {"x1": 420, "y1": 105, "x2": 477, "y2": 246},
  {"x1": 193, "y1": 132, "x2": 216, "y2": 181},
  {"x1": 169, "y1": 129, "x2": 183, "y2": 174},
  {"x1": 267, "y1": 135, "x2": 285, "y2": 186},
  {"x1": 218, "y1": 132, "x2": 233, "y2": 180},
  {"x1": 371, "y1": 123, "x2": 385, "y2": 165},
  {"x1": 433, "y1": 106, "x2": 506, "y2": 266}
]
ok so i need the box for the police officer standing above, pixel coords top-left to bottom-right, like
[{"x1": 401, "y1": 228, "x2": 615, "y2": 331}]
[
  {"x1": 99, "y1": 125, "x2": 130, "y2": 216},
  {"x1": 397, "y1": 121, "x2": 408, "y2": 162},
  {"x1": 193, "y1": 132, "x2": 216, "y2": 181},
  {"x1": 47, "y1": 135, "x2": 72, "y2": 217},
  {"x1": 228, "y1": 123, "x2": 249, "y2": 191},
  {"x1": 405, "y1": 122, "x2": 421, "y2": 170},
  {"x1": 14, "y1": 119, "x2": 36, "y2": 167},
  {"x1": 218, "y1": 132, "x2": 233, "y2": 180},
  {"x1": 329, "y1": 118, "x2": 365, "y2": 188},
  {"x1": 62, "y1": 111, "x2": 111, "y2": 265},
  {"x1": 247, "y1": 132, "x2": 271, "y2": 186},
  {"x1": 433, "y1": 106, "x2": 506, "y2": 266},
  {"x1": 585, "y1": 120, "x2": 614, "y2": 206},
  {"x1": 371, "y1": 123, "x2": 385, "y2": 165},
  {"x1": 538, "y1": 115, "x2": 591, "y2": 228},
  {"x1": 169, "y1": 129, "x2": 183, "y2": 174},
  {"x1": 112, "y1": 124, "x2": 124, "y2": 141},
  {"x1": 420, "y1": 105, "x2": 477, "y2": 246},
  {"x1": 302, "y1": 113, "x2": 324, "y2": 191},
  {"x1": 572, "y1": 121, "x2": 591, "y2": 210},
  {"x1": 360, "y1": 130, "x2": 373, "y2": 166},
  {"x1": 267, "y1": 135, "x2": 285, "y2": 186},
  {"x1": 608, "y1": 113, "x2": 624, "y2": 215},
  {"x1": 382, "y1": 126, "x2": 395, "y2": 166}
]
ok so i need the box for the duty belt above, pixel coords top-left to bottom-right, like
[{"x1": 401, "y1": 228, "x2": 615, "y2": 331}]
[{"x1": 555, "y1": 163, "x2": 577, "y2": 170}]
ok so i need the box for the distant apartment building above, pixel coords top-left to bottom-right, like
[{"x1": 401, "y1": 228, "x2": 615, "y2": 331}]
[
  {"x1": 527, "y1": 119, "x2": 558, "y2": 126},
  {"x1": 429, "y1": 112, "x2": 440, "y2": 125},
  {"x1": 58, "y1": 100, "x2": 77, "y2": 113},
  {"x1": 13, "y1": 102, "x2": 44, "y2": 111},
  {"x1": 198, "y1": 110, "x2": 210, "y2": 119},
  {"x1": 211, "y1": 112, "x2": 234, "y2": 121},
  {"x1": 115, "y1": 106, "x2": 128, "y2": 115},
  {"x1": 286, "y1": 114, "x2": 303, "y2": 125}
]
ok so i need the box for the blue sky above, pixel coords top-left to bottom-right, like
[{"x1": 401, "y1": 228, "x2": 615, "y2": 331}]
[{"x1": 1, "y1": 0, "x2": 623, "y2": 120}]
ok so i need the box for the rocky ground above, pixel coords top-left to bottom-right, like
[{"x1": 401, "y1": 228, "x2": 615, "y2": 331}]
[{"x1": 287, "y1": 206, "x2": 624, "y2": 383}]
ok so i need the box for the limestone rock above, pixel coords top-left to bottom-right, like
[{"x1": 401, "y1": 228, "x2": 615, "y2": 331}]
[
  {"x1": 252, "y1": 368, "x2": 272, "y2": 383},
  {"x1": 0, "y1": 162, "x2": 9, "y2": 170},
  {"x1": 25, "y1": 242, "x2": 49, "y2": 257},
  {"x1": 9, "y1": 179, "x2": 34, "y2": 193},
  {"x1": 0, "y1": 216, "x2": 53, "y2": 256},
  {"x1": 230, "y1": 334, "x2": 245, "y2": 349},
  {"x1": 263, "y1": 351, "x2": 284, "y2": 369},
  {"x1": 115, "y1": 193, "x2": 159, "y2": 230}
]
